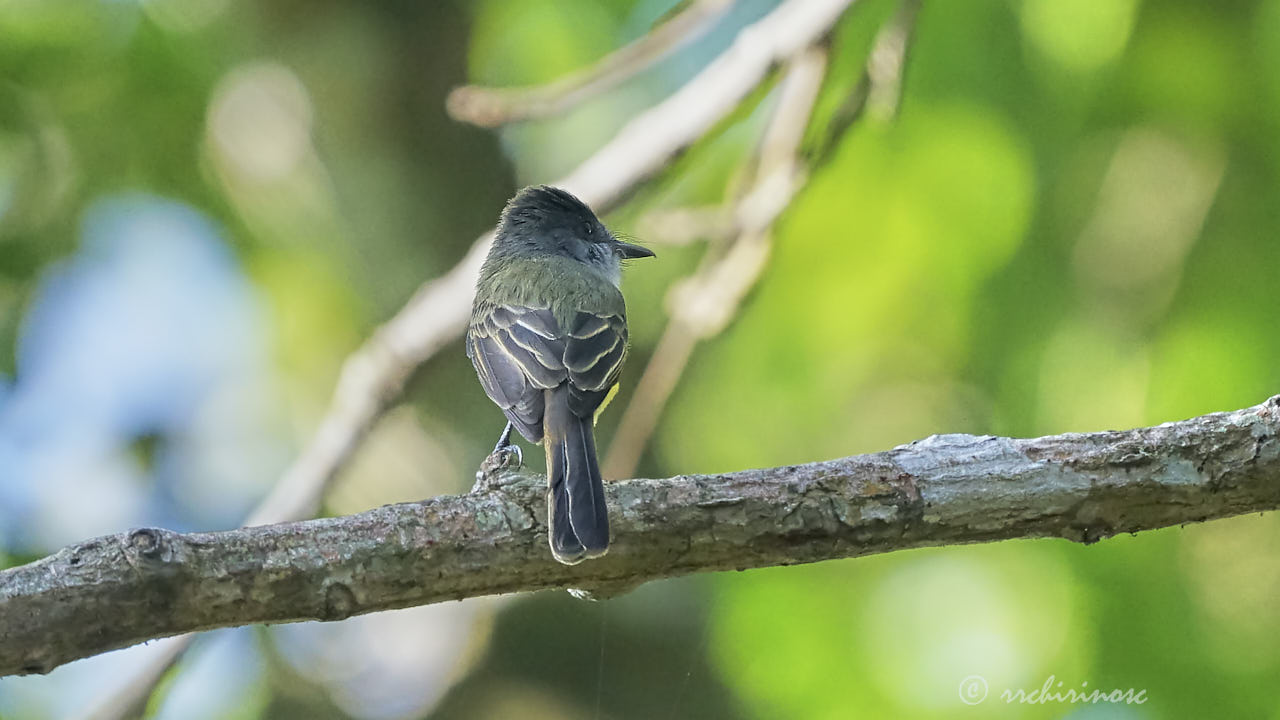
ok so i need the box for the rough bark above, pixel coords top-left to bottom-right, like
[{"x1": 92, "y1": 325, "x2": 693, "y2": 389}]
[{"x1": 3, "y1": 397, "x2": 1279, "y2": 677}]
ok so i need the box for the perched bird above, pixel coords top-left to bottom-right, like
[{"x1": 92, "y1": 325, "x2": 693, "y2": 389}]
[{"x1": 466, "y1": 186, "x2": 654, "y2": 564}]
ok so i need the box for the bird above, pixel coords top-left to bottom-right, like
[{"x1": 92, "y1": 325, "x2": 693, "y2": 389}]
[{"x1": 466, "y1": 186, "x2": 654, "y2": 564}]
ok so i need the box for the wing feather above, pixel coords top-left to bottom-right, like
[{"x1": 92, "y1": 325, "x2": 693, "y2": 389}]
[
  {"x1": 566, "y1": 311, "x2": 627, "y2": 394},
  {"x1": 469, "y1": 305, "x2": 628, "y2": 436},
  {"x1": 467, "y1": 304, "x2": 570, "y2": 442}
]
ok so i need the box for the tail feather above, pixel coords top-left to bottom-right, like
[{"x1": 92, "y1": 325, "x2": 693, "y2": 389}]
[
  {"x1": 545, "y1": 387, "x2": 609, "y2": 564},
  {"x1": 565, "y1": 413, "x2": 608, "y2": 552},
  {"x1": 548, "y1": 438, "x2": 586, "y2": 563}
]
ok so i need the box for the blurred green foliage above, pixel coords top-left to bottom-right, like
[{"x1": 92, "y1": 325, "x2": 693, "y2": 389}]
[{"x1": 3, "y1": 0, "x2": 1280, "y2": 718}]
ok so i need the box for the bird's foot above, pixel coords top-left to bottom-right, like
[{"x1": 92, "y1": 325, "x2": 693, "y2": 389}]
[{"x1": 471, "y1": 444, "x2": 523, "y2": 493}]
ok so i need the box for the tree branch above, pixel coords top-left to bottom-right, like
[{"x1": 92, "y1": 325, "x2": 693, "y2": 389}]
[{"x1": 5, "y1": 396, "x2": 1279, "y2": 677}]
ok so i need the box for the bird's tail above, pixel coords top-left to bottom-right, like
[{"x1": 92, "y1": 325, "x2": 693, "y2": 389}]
[{"x1": 544, "y1": 386, "x2": 609, "y2": 564}]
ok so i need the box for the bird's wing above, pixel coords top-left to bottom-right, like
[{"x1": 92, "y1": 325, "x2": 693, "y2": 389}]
[
  {"x1": 469, "y1": 305, "x2": 628, "y2": 433},
  {"x1": 467, "y1": 304, "x2": 566, "y2": 443},
  {"x1": 563, "y1": 309, "x2": 628, "y2": 418}
]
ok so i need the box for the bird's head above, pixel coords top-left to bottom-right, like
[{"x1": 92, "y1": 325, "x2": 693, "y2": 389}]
[{"x1": 494, "y1": 186, "x2": 655, "y2": 281}]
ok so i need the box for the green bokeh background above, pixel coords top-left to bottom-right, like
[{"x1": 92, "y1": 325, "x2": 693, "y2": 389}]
[{"x1": 3, "y1": 0, "x2": 1279, "y2": 718}]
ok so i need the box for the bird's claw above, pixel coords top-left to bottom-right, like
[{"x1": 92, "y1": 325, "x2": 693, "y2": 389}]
[
  {"x1": 494, "y1": 443, "x2": 522, "y2": 470},
  {"x1": 471, "y1": 444, "x2": 524, "y2": 493}
]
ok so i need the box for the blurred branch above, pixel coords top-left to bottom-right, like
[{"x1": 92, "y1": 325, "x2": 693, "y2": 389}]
[
  {"x1": 75, "y1": 1, "x2": 861, "y2": 715},
  {"x1": 604, "y1": 0, "x2": 922, "y2": 477},
  {"x1": 446, "y1": 0, "x2": 734, "y2": 127},
  {"x1": 634, "y1": 205, "x2": 736, "y2": 246},
  {"x1": 810, "y1": 0, "x2": 920, "y2": 165},
  {"x1": 603, "y1": 46, "x2": 826, "y2": 478},
  {"x1": 5, "y1": 397, "x2": 1280, "y2": 677},
  {"x1": 74, "y1": 243, "x2": 490, "y2": 720},
  {"x1": 865, "y1": 0, "x2": 920, "y2": 122}
]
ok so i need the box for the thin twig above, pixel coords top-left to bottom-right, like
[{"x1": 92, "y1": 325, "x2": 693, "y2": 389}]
[
  {"x1": 6, "y1": 396, "x2": 1280, "y2": 676},
  {"x1": 447, "y1": 0, "x2": 735, "y2": 127},
  {"x1": 809, "y1": 0, "x2": 921, "y2": 166},
  {"x1": 865, "y1": 0, "x2": 920, "y2": 122}
]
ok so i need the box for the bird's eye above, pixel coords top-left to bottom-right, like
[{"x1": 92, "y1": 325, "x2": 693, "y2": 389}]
[{"x1": 583, "y1": 222, "x2": 598, "y2": 239}]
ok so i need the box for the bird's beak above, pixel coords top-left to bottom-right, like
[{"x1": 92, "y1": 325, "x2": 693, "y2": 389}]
[{"x1": 614, "y1": 240, "x2": 656, "y2": 259}]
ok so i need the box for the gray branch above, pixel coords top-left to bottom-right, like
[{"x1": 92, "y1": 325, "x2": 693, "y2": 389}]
[{"x1": 4, "y1": 397, "x2": 1280, "y2": 677}]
